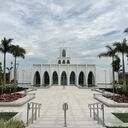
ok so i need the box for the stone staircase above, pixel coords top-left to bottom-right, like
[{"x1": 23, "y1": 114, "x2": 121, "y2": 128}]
[
  {"x1": 26, "y1": 86, "x2": 105, "y2": 128},
  {"x1": 27, "y1": 106, "x2": 104, "y2": 128},
  {"x1": 28, "y1": 117, "x2": 103, "y2": 128}
]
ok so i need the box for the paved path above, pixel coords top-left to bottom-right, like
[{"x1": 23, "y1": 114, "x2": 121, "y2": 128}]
[{"x1": 28, "y1": 86, "x2": 104, "y2": 128}]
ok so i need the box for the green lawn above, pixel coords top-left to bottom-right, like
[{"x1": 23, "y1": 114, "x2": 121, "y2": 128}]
[
  {"x1": 113, "y1": 113, "x2": 128, "y2": 123},
  {"x1": 106, "y1": 113, "x2": 128, "y2": 128},
  {"x1": 0, "y1": 112, "x2": 17, "y2": 121}
]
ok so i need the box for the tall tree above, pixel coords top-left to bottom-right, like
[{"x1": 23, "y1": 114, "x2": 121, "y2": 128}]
[
  {"x1": 11, "y1": 45, "x2": 26, "y2": 86},
  {"x1": 113, "y1": 38, "x2": 128, "y2": 91},
  {"x1": 112, "y1": 56, "x2": 120, "y2": 73},
  {"x1": 0, "y1": 38, "x2": 13, "y2": 87},
  {"x1": 98, "y1": 45, "x2": 116, "y2": 97},
  {"x1": 0, "y1": 62, "x2": 2, "y2": 85}
]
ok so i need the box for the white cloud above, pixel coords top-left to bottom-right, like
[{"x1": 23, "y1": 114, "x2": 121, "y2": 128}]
[{"x1": 0, "y1": 0, "x2": 128, "y2": 68}]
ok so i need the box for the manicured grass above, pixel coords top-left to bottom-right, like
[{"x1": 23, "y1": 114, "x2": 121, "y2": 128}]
[
  {"x1": 105, "y1": 113, "x2": 128, "y2": 128},
  {"x1": 0, "y1": 112, "x2": 17, "y2": 121},
  {"x1": 113, "y1": 113, "x2": 128, "y2": 123}
]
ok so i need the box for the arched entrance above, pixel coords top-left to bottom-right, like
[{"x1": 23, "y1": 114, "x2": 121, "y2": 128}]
[
  {"x1": 33, "y1": 71, "x2": 40, "y2": 85},
  {"x1": 79, "y1": 71, "x2": 85, "y2": 86},
  {"x1": 88, "y1": 71, "x2": 95, "y2": 87},
  {"x1": 61, "y1": 71, "x2": 67, "y2": 85},
  {"x1": 44, "y1": 71, "x2": 50, "y2": 85},
  {"x1": 70, "y1": 71, "x2": 75, "y2": 85},
  {"x1": 52, "y1": 71, "x2": 58, "y2": 85}
]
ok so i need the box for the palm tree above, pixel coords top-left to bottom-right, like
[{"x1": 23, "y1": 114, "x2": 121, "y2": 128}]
[
  {"x1": 11, "y1": 45, "x2": 26, "y2": 86},
  {"x1": 113, "y1": 38, "x2": 128, "y2": 91},
  {"x1": 98, "y1": 45, "x2": 117, "y2": 97},
  {"x1": 0, "y1": 62, "x2": 2, "y2": 85},
  {"x1": 0, "y1": 37, "x2": 13, "y2": 87}
]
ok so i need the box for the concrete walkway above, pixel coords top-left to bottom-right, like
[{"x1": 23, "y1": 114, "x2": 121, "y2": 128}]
[{"x1": 28, "y1": 86, "x2": 104, "y2": 128}]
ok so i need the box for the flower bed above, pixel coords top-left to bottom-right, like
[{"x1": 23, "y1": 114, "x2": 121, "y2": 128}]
[
  {"x1": 103, "y1": 94, "x2": 128, "y2": 103},
  {"x1": 0, "y1": 93, "x2": 26, "y2": 102}
]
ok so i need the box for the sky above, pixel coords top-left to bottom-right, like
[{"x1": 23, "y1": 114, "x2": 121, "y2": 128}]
[{"x1": 0, "y1": 0, "x2": 128, "y2": 68}]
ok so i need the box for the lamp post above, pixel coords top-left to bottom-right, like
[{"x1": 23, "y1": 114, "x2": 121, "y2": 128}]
[
  {"x1": 22, "y1": 69, "x2": 24, "y2": 86},
  {"x1": 104, "y1": 70, "x2": 106, "y2": 89}
]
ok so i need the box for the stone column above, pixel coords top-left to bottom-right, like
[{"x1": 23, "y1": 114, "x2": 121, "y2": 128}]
[
  {"x1": 76, "y1": 64, "x2": 78, "y2": 86},
  {"x1": 67, "y1": 65, "x2": 69, "y2": 85},
  {"x1": 58, "y1": 65, "x2": 61, "y2": 85},
  {"x1": 40, "y1": 64, "x2": 43, "y2": 86},
  {"x1": 49, "y1": 64, "x2": 52, "y2": 86},
  {"x1": 86, "y1": 64, "x2": 88, "y2": 87}
]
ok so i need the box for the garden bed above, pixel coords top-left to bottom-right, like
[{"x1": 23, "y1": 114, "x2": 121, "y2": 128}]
[
  {"x1": 94, "y1": 94, "x2": 128, "y2": 107},
  {"x1": 103, "y1": 94, "x2": 128, "y2": 103},
  {"x1": 0, "y1": 86, "x2": 28, "y2": 95},
  {"x1": 0, "y1": 92, "x2": 26, "y2": 102}
]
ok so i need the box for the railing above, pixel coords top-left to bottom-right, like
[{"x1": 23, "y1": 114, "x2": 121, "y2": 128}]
[
  {"x1": 26, "y1": 102, "x2": 41, "y2": 126},
  {"x1": 88, "y1": 102, "x2": 105, "y2": 126}
]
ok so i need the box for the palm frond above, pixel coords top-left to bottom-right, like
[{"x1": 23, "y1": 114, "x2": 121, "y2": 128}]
[
  {"x1": 124, "y1": 28, "x2": 128, "y2": 33},
  {"x1": 105, "y1": 45, "x2": 112, "y2": 51},
  {"x1": 98, "y1": 52, "x2": 109, "y2": 58}
]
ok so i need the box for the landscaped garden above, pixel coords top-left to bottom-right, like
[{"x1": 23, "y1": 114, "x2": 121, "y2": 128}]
[
  {"x1": 0, "y1": 86, "x2": 27, "y2": 102},
  {"x1": 99, "y1": 88, "x2": 128, "y2": 103}
]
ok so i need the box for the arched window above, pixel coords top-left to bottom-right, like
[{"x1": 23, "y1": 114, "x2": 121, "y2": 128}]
[
  {"x1": 61, "y1": 71, "x2": 67, "y2": 85},
  {"x1": 62, "y1": 60, "x2": 65, "y2": 64},
  {"x1": 62, "y1": 49, "x2": 66, "y2": 57},
  {"x1": 58, "y1": 60, "x2": 61, "y2": 64},
  {"x1": 88, "y1": 71, "x2": 95, "y2": 87},
  {"x1": 33, "y1": 71, "x2": 40, "y2": 85},
  {"x1": 79, "y1": 71, "x2": 85, "y2": 86},
  {"x1": 70, "y1": 71, "x2": 75, "y2": 85},
  {"x1": 52, "y1": 71, "x2": 58, "y2": 85},
  {"x1": 67, "y1": 60, "x2": 70, "y2": 64},
  {"x1": 43, "y1": 71, "x2": 50, "y2": 85}
]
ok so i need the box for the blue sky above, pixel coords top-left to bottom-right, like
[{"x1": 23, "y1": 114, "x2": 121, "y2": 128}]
[{"x1": 0, "y1": 0, "x2": 128, "y2": 68}]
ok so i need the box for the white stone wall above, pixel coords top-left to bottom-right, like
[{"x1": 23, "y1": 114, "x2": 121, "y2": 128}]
[
  {"x1": 16, "y1": 65, "x2": 113, "y2": 87},
  {"x1": 31, "y1": 64, "x2": 96, "y2": 86}
]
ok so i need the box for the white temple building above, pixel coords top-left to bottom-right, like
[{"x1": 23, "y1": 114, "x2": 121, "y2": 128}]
[{"x1": 14, "y1": 48, "x2": 113, "y2": 87}]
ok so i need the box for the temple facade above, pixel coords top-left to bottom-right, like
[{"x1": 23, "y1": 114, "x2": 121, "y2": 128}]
[
  {"x1": 30, "y1": 48, "x2": 112, "y2": 87},
  {"x1": 14, "y1": 47, "x2": 112, "y2": 87}
]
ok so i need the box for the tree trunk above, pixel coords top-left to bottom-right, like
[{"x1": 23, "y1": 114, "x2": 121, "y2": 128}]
[
  {"x1": 122, "y1": 53, "x2": 126, "y2": 92},
  {"x1": 14, "y1": 57, "x2": 16, "y2": 86},
  {"x1": 112, "y1": 56, "x2": 115, "y2": 98},
  {"x1": 3, "y1": 53, "x2": 6, "y2": 88}
]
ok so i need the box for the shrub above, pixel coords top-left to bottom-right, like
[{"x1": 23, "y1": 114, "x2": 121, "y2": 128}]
[
  {"x1": 0, "y1": 119, "x2": 6, "y2": 128},
  {"x1": 0, "y1": 86, "x2": 28, "y2": 95},
  {"x1": 6, "y1": 119, "x2": 25, "y2": 128},
  {"x1": 0, "y1": 119, "x2": 25, "y2": 128}
]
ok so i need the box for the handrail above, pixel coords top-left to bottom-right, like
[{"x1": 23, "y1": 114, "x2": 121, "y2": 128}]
[
  {"x1": 88, "y1": 102, "x2": 105, "y2": 126},
  {"x1": 26, "y1": 102, "x2": 41, "y2": 126}
]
